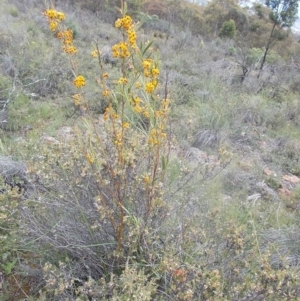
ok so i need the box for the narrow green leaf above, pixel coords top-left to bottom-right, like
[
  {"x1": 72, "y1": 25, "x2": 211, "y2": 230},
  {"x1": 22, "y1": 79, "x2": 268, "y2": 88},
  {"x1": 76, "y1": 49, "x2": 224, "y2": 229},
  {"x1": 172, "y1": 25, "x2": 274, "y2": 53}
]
[{"x1": 142, "y1": 41, "x2": 153, "y2": 56}]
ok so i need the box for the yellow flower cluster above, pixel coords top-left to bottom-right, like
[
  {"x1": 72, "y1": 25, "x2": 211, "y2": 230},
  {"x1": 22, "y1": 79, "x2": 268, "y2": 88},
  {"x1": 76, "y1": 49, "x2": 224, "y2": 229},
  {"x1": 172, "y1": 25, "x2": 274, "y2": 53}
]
[
  {"x1": 148, "y1": 129, "x2": 159, "y2": 146},
  {"x1": 73, "y1": 75, "x2": 86, "y2": 88},
  {"x1": 131, "y1": 97, "x2": 149, "y2": 118},
  {"x1": 72, "y1": 93, "x2": 82, "y2": 106},
  {"x1": 148, "y1": 132, "x2": 158, "y2": 146},
  {"x1": 115, "y1": 15, "x2": 133, "y2": 30},
  {"x1": 57, "y1": 30, "x2": 70, "y2": 43},
  {"x1": 114, "y1": 132, "x2": 123, "y2": 146},
  {"x1": 47, "y1": 18, "x2": 77, "y2": 54},
  {"x1": 145, "y1": 81, "x2": 157, "y2": 94},
  {"x1": 112, "y1": 15, "x2": 137, "y2": 59},
  {"x1": 103, "y1": 107, "x2": 118, "y2": 121},
  {"x1": 112, "y1": 42, "x2": 130, "y2": 58},
  {"x1": 152, "y1": 68, "x2": 160, "y2": 77},
  {"x1": 148, "y1": 127, "x2": 166, "y2": 147},
  {"x1": 49, "y1": 21, "x2": 58, "y2": 31},
  {"x1": 44, "y1": 9, "x2": 65, "y2": 20},
  {"x1": 57, "y1": 29, "x2": 74, "y2": 44},
  {"x1": 143, "y1": 175, "x2": 151, "y2": 184},
  {"x1": 117, "y1": 77, "x2": 128, "y2": 85},
  {"x1": 122, "y1": 122, "x2": 130, "y2": 129},
  {"x1": 43, "y1": 9, "x2": 65, "y2": 32},
  {"x1": 153, "y1": 99, "x2": 171, "y2": 118},
  {"x1": 102, "y1": 89, "x2": 110, "y2": 97},
  {"x1": 146, "y1": 97, "x2": 170, "y2": 147},
  {"x1": 161, "y1": 99, "x2": 171, "y2": 116},
  {"x1": 127, "y1": 27, "x2": 137, "y2": 47},
  {"x1": 142, "y1": 59, "x2": 160, "y2": 94},
  {"x1": 44, "y1": 9, "x2": 84, "y2": 102},
  {"x1": 91, "y1": 50, "x2": 98, "y2": 58},
  {"x1": 143, "y1": 110, "x2": 150, "y2": 118},
  {"x1": 85, "y1": 153, "x2": 95, "y2": 164},
  {"x1": 132, "y1": 96, "x2": 142, "y2": 112},
  {"x1": 63, "y1": 45, "x2": 77, "y2": 54},
  {"x1": 142, "y1": 59, "x2": 152, "y2": 70},
  {"x1": 103, "y1": 108, "x2": 109, "y2": 121},
  {"x1": 97, "y1": 73, "x2": 109, "y2": 97}
]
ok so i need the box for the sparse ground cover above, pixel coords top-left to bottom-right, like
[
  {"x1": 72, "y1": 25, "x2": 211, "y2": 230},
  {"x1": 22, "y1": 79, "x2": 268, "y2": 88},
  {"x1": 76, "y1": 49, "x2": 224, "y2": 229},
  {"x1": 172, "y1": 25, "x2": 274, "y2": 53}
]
[{"x1": 0, "y1": 0, "x2": 300, "y2": 300}]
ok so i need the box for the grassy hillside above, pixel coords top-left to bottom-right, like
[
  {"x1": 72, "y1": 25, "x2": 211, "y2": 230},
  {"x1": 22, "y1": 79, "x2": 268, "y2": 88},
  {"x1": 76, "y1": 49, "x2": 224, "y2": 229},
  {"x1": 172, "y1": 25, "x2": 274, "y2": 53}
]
[{"x1": 1, "y1": 0, "x2": 300, "y2": 300}]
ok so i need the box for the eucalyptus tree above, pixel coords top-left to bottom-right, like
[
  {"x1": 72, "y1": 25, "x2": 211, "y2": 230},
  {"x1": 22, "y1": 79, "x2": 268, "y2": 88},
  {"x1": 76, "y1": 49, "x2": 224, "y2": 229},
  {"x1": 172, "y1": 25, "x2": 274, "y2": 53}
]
[{"x1": 258, "y1": 0, "x2": 298, "y2": 77}]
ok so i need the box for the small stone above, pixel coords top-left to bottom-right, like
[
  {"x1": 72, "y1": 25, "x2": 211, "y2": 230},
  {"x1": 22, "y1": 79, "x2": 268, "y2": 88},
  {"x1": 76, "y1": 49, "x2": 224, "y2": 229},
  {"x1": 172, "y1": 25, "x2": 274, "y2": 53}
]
[
  {"x1": 282, "y1": 175, "x2": 300, "y2": 184},
  {"x1": 41, "y1": 135, "x2": 60, "y2": 144},
  {"x1": 278, "y1": 187, "x2": 292, "y2": 197},
  {"x1": 264, "y1": 168, "x2": 275, "y2": 176},
  {"x1": 185, "y1": 147, "x2": 208, "y2": 164}
]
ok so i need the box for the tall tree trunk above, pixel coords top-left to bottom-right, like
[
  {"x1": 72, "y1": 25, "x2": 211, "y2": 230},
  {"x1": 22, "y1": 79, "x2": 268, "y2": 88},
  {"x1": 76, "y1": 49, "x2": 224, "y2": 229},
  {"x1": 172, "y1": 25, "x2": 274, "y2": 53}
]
[{"x1": 257, "y1": 22, "x2": 276, "y2": 78}]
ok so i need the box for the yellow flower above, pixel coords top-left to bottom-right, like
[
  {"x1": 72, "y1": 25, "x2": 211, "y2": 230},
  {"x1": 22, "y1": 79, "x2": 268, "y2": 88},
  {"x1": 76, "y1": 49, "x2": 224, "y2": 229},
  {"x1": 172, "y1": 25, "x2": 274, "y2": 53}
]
[
  {"x1": 73, "y1": 75, "x2": 86, "y2": 88},
  {"x1": 91, "y1": 50, "x2": 98, "y2": 58},
  {"x1": 133, "y1": 97, "x2": 141, "y2": 104},
  {"x1": 57, "y1": 29, "x2": 73, "y2": 44},
  {"x1": 57, "y1": 31, "x2": 63, "y2": 39},
  {"x1": 85, "y1": 153, "x2": 95, "y2": 164},
  {"x1": 102, "y1": 89, "x2": 110, "y2": 97},
  {"x1": 122, "y1": 122, "x2": 130, "y2": 129},
  {"x1": 143, "y1": 59, "x2": 152, "y2": 70},
  {"x1": 155, "y1": 110, "x2": 163, "y2": 117},
  {"x1": 143, "y1": 175, "x2": 151, "y2": 184},
  {"x1": 132, "y1": 97, "x2": 143, "y2": 113},
  {"x1": 49, "y1": 20, "x2": 58, "y2": 31},
  {"x1": 103, "y1": 107, "x2": 110, "y2": 120},
  {"x1": 112, "y1": 49, "x2": 119, "y2": 58},
  {"x1": 143, "y1": 110, "x2": 150, "y2": 118},
  {"x1": 134, "y1": 104, "x2": 143, "y2": 113},
  {"x1": 72, "y1": 94, "x2": 82, "y2": 106},
  {"x1": 114, "y1": 132, "x2": 123, "y2": 146},
  {"x1": 115, "y1": 18, "x2": 122, "y2": 28},
  {"x1": 144, "y1": 69, "x2": 151, "y2": 77},
  {"x1": 145, "y1": 82, "x2": 155, "y2": 94},
  {"x1": 112, "y1": 113, "x2": 119, "y2": 119},
  {"x1": 148, "y1": 128, "x2": 159, "y2": 146},
  {"x1": 148, "y1": 136, "x2": 158, "y2": 146},
  {"x1": 102, "y1": 72, "x2": 109, "y2": 79},
  {"x1": 63, "y1": 45, "x2": 77, "y2": 54},
  {"x1": 121, "y1": 15, "x2": 133, "y2": 30},
  {"x1": 118, "y1": 77, "x2": 128, "y2": 85},
  {"x1": 161, "y1": 132, "x2": 167, "y2": 139},
  {"x1": 150, "y1": 129, "x2": 157, "y2": 136},
  {"x1": 44, "y1": 9, "x2": 57, "y2": 19},
  {"x1": 127, "y1": 28, "x2": 137, "y2": 46},
  {"x1": 135, "y1": 82, "x2": 141, "y2": 89},
  {"x1": 44, "y1": 9, "x2": 65, "y2": 21},
  {"x1": 112, "y1": 42, "x2": 130, "y2": 58},
  {"x1": 151, "y1": 68, "x2": 160, "y2": 77},
  {"x1": 56, "y1": 11, "x2": 65, "y2": 21}
]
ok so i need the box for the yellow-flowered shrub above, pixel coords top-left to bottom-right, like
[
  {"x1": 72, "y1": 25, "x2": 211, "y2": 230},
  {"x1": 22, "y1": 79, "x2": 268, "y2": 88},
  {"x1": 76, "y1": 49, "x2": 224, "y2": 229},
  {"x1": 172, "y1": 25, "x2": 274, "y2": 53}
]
[{"x1": 43, "y1": 1, "x2": 170, "y2": 259}]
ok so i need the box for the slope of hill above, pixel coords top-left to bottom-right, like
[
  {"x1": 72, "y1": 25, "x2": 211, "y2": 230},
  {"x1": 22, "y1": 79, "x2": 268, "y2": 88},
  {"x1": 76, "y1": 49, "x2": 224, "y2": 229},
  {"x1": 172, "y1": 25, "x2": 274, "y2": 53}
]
[{"x1": 1, "y1": 0, "x2": 300, "y2": 300}]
